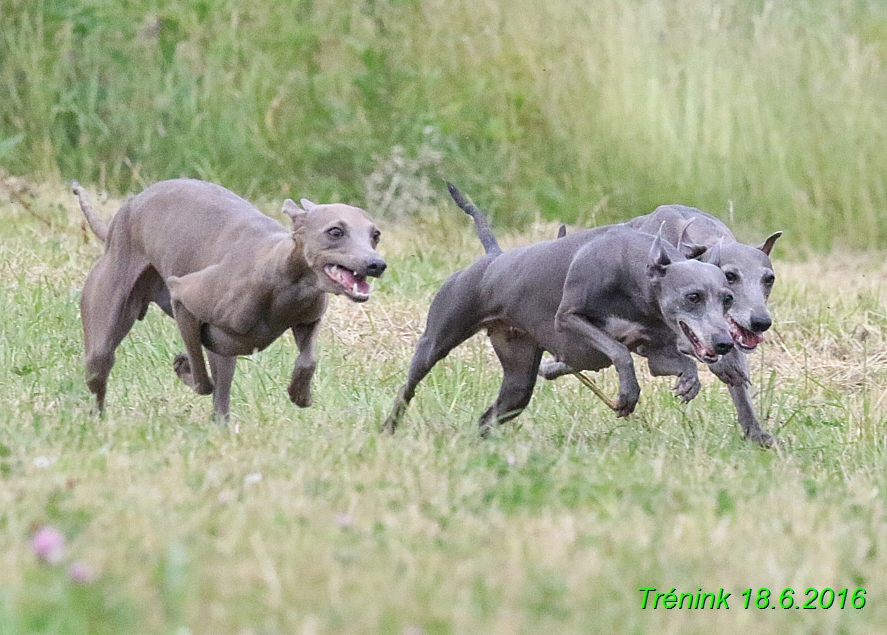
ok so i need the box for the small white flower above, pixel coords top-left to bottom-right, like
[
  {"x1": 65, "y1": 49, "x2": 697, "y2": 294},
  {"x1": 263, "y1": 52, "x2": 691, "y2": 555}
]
[
  {"x1": 33, "y1": 456, "x2": 54, "y2": 468},
  {"x1": 243, "y1": 472, "x2": 263, "y2": 487}
]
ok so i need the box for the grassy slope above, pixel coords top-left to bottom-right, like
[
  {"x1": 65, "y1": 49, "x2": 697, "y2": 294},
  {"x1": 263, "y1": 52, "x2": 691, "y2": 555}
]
[{"x1": 1, "y1": 177, "x2": 886, "y2": 634}]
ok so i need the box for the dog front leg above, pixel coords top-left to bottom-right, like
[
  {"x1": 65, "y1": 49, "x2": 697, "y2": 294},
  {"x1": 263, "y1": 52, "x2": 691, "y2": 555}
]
[
  {"x1": 708, "y1": 348, "x2": 749, "y2": 386},
  {"x1": 554, "y1": 311, "x2": 640, "y2": 417},
  {"x1": 288, "y1": 321, "x2": 320, "y2": 407},
  {"x1": 715, "y1": 351, "x2": 777, "y2": 446},
  {"x1": 208, "y1": 351, "x2": 236, "y2": 420},
  {"x1": 728, "y1": 383, "x2": 777, "y2": 447},
  {"x1": 171, "y1": 298, "x2": 214, "y2": 395}
]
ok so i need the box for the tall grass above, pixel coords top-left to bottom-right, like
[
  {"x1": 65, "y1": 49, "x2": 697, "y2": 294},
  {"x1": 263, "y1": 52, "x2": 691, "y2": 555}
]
[{"x1": 2, "y1": 0, "x2": 887, "y2": 246}]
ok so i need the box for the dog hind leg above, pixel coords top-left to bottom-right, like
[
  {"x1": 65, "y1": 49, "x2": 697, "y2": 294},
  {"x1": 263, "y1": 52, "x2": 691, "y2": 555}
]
[
  {"x1": 81, "y1": 260, "x2": 157, "y2": 412},
  {"x1": 382, "y1": 273, "x2": 487, "y2": 433},
  {"x1": 478, "y1": 328, "x2": 543, "y2": 435}
]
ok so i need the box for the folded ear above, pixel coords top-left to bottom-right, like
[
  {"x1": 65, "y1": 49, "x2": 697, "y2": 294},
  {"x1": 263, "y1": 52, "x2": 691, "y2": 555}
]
[
  {"x1": 300, "y1": 198, "x2": 318, "y2": 211},
  {"x1": 701, "y1": 237, "x2": 723, "y2": 267},
  {"x1": 647, "y1": 232, "x2": 672, "y2": 279},
  {"x1": 282, "y1": 198, "x2": 308, "y2": 230},
  {"x1": 758, "y1": 230, "x2": 783, "y2": 256}
]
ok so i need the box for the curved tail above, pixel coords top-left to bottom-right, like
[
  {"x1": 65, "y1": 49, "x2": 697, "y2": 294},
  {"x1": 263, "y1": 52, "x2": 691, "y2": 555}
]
[
  {"x1": 446, "y1": 182, "x2": 502, "y2": 255},
  {"x1": 72, "y1": 181, "x2": 109, "y2": 242}
]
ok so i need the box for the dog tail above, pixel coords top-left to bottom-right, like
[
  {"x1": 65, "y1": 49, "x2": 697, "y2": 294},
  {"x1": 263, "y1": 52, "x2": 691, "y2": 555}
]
[
  {"x1": 72, "y1": 181, "x2": 109, "y2": 242},
  {"x1": 446, "y1": 182, "x2": 502, "y2": 255}
]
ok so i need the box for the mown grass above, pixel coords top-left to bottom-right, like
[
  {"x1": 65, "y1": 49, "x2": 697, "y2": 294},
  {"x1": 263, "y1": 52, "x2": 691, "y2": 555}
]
[
  {"x1": 1, "y1": 176, "x2": 887, "y2": 634},
  {"x1": 3, "y1": 1, "x2": 887, "y2": 245}
]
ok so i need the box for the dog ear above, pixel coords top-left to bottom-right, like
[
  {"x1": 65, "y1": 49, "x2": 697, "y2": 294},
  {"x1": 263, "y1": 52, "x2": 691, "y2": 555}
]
[
  {"x1": 557, "y1": 224, "x2": 567, "y2": 239},
  {"x1": 757, "y1": 230, "x2": 782, "y2": 256},
  {"x1": 281, "y1": 198, "x2": 308, "y2": 229},
  {"x1": 300, "y1": 198, "x2": 318, "y2": 211},
  {"x1": 647, "y1": 233, "x2": 672, "y2": 278},
  {"x1": 679, "y1": 243, "x2": 708, "y2": 259},
  {"x1": 701, "y1": 238, "x2": 723, "y2": 267},
  {"x1": 676, "y1": 217, "x2": 706, "y2": 259}
]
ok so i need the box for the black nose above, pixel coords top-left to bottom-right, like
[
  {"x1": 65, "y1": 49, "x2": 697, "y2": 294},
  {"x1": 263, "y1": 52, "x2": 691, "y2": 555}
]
[
  {"x1": 366, "y1": 259, "x2": 387, "y2": 277},
  {"x1": 713, "y1": 335, "x2": 734, "y2": 356},
  {"x1": 749, "y1": 314, "x2": 772, "y2": 333}
]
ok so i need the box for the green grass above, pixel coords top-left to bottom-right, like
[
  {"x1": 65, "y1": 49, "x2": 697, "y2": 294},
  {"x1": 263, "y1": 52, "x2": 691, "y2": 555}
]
[
  {"x1": 2, "y1": 178, "x2": 887, "y2": 634},
  {"x1": 3, "y1": 1, "x2": 887, "y2": 245}
]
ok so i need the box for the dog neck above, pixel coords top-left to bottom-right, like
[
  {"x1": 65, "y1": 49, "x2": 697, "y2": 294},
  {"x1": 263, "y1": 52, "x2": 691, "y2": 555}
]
[{"x1": 281, "y1": 234, "x2": 319, "y2": 286}]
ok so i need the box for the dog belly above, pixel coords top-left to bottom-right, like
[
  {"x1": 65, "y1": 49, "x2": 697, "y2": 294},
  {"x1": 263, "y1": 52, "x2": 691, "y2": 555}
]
[
  {"x1": 200, "y1": 324, "x2": 279, "y2": 357},
  {"x1": 559, "y1": 348, "x2": 612, "y2": 372}
]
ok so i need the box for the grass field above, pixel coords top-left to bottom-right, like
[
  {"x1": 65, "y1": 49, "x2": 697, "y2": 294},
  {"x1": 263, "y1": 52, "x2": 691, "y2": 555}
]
[{"x1": 1, "y1": 175, "x2": 887, "y2": 634}]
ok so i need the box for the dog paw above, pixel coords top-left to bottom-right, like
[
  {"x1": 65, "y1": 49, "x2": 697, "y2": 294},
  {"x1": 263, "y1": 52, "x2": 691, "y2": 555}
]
[
  {"x1": 674, "y1": 372, "x2": 701, "y2": 403},
  {"x1": 289, "y1": 389, "x2": 313, "y2": 408},
  {"x1": 173, "y1": 353, "x2": 193, "y2": 384},
  {"x1": 174, "y1": 354, "x2": 213, "y2": 394},
  {"x1": 287, "y1": 379, "x2": 314, "y2": 407},
  {"x1": 194, "y1": 379, "x2": 214, "y2": 395},
  {"x1": 211, "y1": 411, "x2": 231, "y2": 426},
  {"x1": 613, "y1": 384, "x2": 640, "y2": 418},
  {"x1": 381, "y1": 400, "x2": 407, "y2": 434},
  {"x1": 744, "y1": 428, "x2": 779, "y2": 448}
]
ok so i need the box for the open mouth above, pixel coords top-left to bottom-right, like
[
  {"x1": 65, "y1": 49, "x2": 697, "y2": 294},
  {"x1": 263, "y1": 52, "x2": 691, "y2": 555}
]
[
  {"x1": 324, "y1": 264, "x2": 371, "y2": 302},
  {"x1": 679, "y1": 321, "x2": 720, "y2": 364},
  {"x1": 727, "y1": 315, "x2": 765, "y2": 351}
]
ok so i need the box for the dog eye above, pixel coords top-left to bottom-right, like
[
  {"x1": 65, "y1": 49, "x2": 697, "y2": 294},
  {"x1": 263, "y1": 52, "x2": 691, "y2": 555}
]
[
  {"x1": 723, "y1": 294, "x2": 734, "y2": 309},
  {"x1": 372, "y1": 230, "x2": 381, "y2": 242},
  {"x1": 725, "y1": 271, "x2": 739, "y2": 284},
  {"x1": 327, "y1": 227, "x2": 345, "y2": 239},
  {"x1": 686, "y1": 292, "x2": 701, "y2": 304},
  {"x1": 763, "y1": 274, "x2": 775, "y2": 285}
]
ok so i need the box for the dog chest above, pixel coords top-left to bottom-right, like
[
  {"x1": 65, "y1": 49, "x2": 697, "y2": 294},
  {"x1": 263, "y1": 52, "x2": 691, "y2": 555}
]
[{"x1": 603, "y1": 316, "x2": 649, "y2": 349}]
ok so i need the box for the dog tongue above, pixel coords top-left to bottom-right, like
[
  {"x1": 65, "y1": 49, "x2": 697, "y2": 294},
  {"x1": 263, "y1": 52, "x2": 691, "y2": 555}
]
[
  {"x1": 739, "y1": 329, "x2": 764, "y2": 349},
  {"x1": 330, "y1": 266, "x2": 370, "y2": 294},
  {"x1": 729, "y1": 320, "x2": 765, "y2": 349}
]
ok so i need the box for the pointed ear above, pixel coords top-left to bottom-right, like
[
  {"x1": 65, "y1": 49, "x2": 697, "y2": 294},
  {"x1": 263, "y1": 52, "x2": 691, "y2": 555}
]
[
  {"x1": 702, "y1": 237, "x2": 723, "y2": 267},
  {"x1": 299, "y1": 198, "x2": 318, "y2": 211},
  {"x1": 282, "y1": 198, "x2": 307, "y2": 229},
  {"x1": 647, "y1": 233, "x2": 672, "y2": 279},
  {"x1": 758, "y1": 230, "x2": 782, "y2": 256},
  {"x1": 676, "y1": 218, "x2": 706, "y2": 259},
  {"x1": 557, "y1": 224, "x2": 567, "y2": 239}
]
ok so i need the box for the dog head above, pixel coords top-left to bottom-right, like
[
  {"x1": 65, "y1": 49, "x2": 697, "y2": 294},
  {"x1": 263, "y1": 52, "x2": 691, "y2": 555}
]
[
  {"x1": 701, "y1": 231, "x2": 781, "y2": 352},
  {"x1": 283, "y1": 198, "x2": 386, "y2": 302},
  {"x1": 647, "y1": 235, "x2": 735, "y2": 364}
]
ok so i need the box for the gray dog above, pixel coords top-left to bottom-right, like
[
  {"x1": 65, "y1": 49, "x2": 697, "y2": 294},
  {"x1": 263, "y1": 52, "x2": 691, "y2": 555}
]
[
  {"x1": 631, "y1": 205, "x2": 780, "y2": 444},
  {"x1": 541, "y1": 204, "x2": 781, "y2": 445},
  {"x1": 383, "y1": 185, "x2": 735, "y2": 434},
  {"x1": 75, "y1": 179, "x2": 386, "y2": 418}
]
